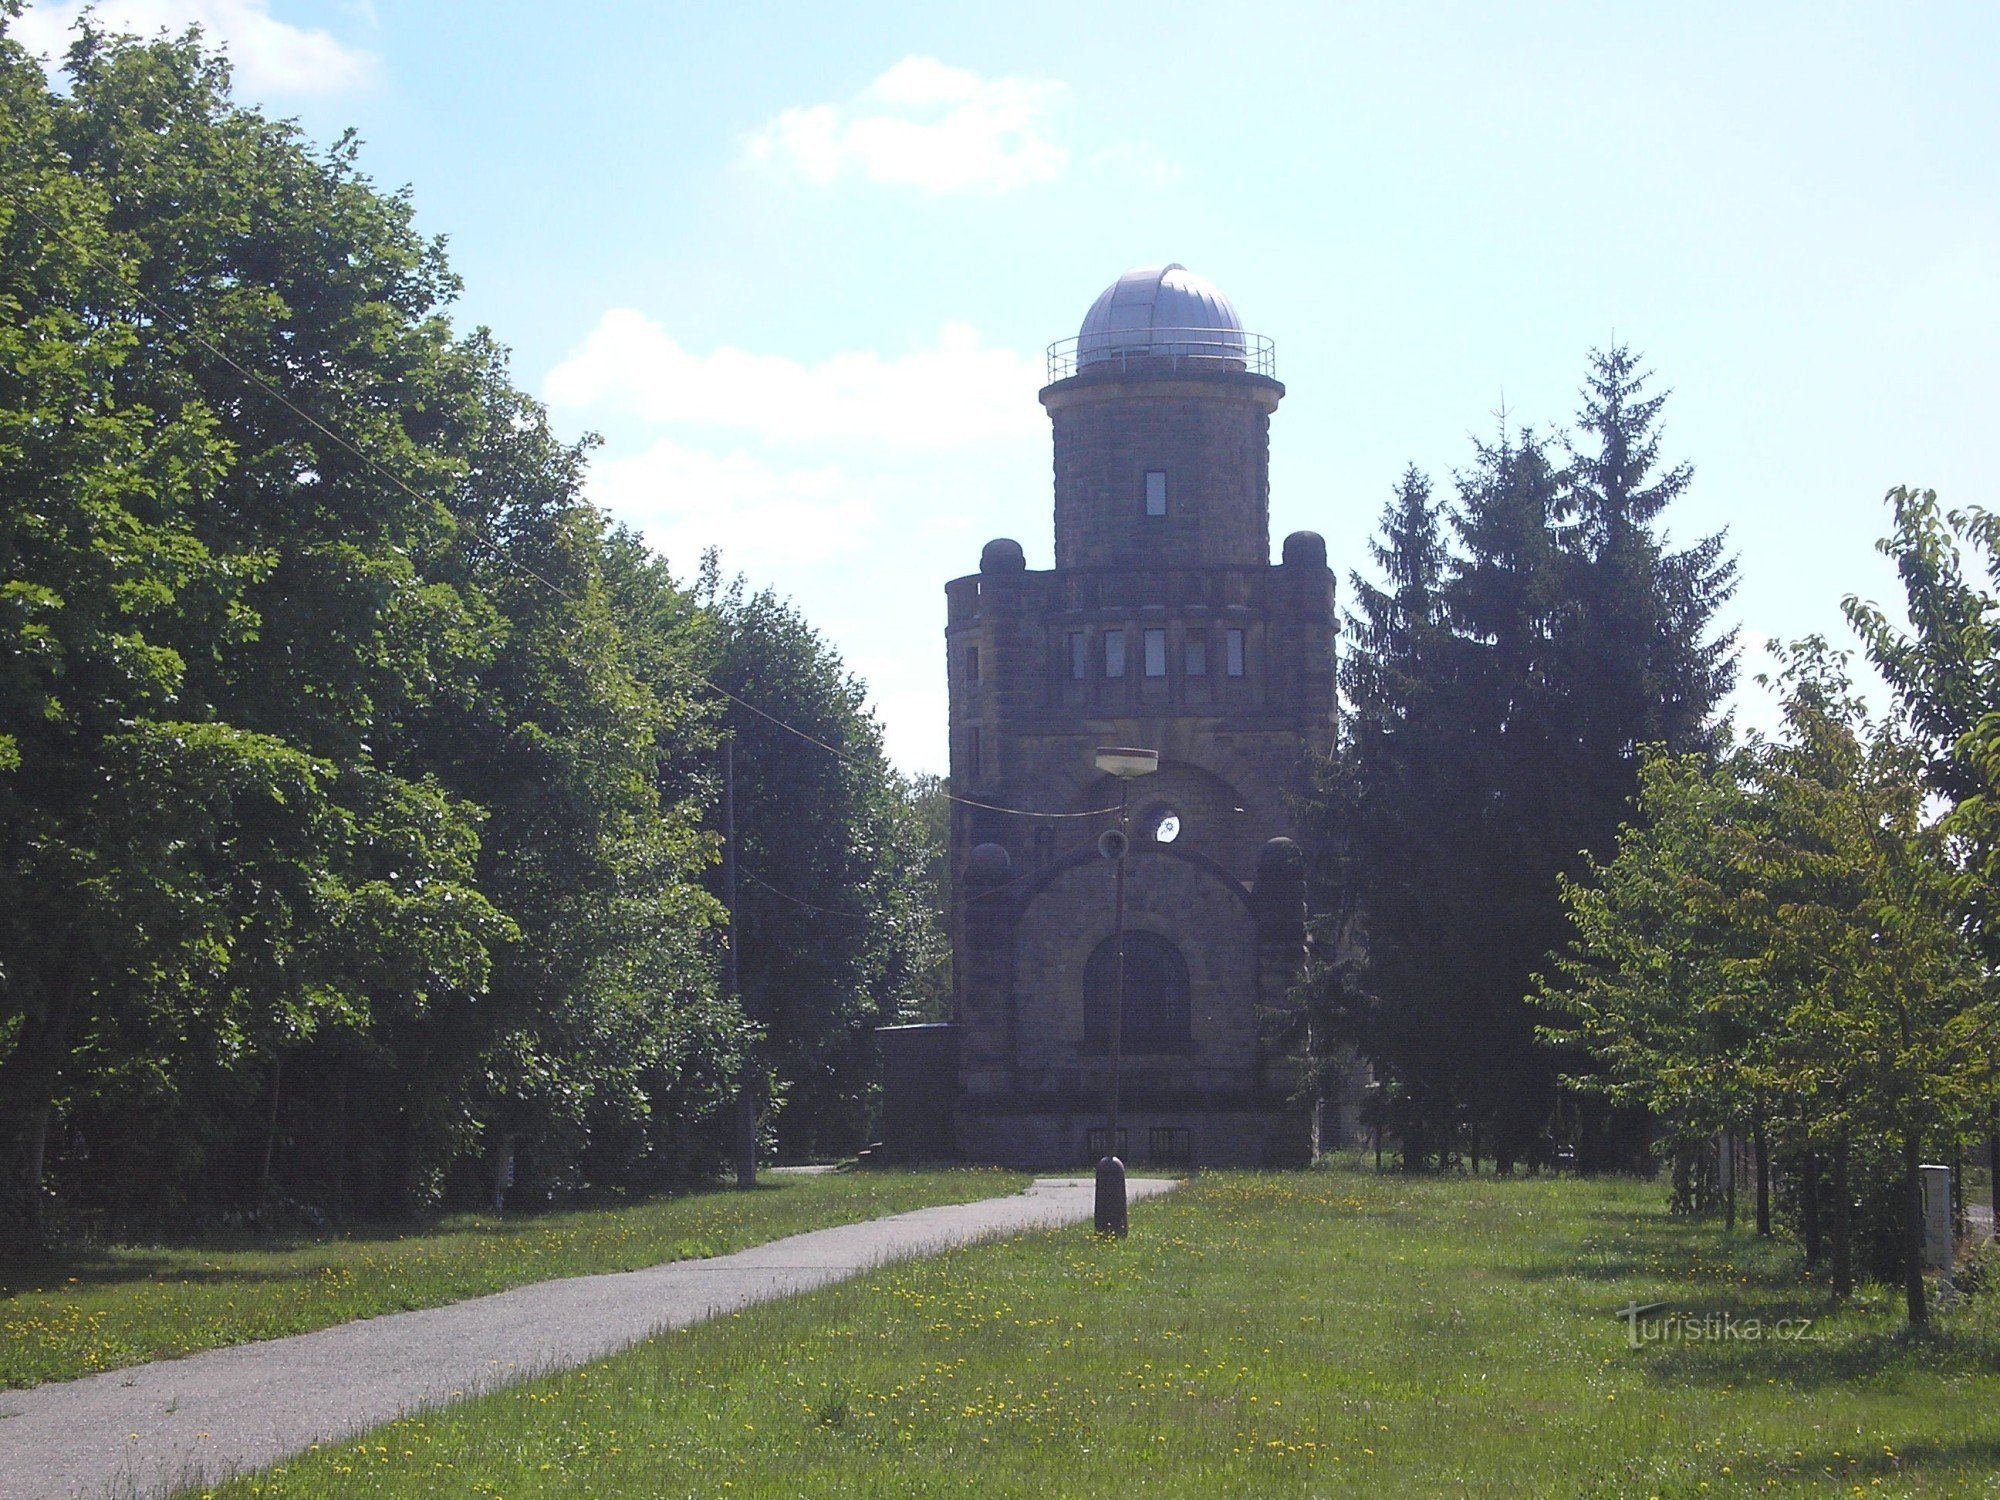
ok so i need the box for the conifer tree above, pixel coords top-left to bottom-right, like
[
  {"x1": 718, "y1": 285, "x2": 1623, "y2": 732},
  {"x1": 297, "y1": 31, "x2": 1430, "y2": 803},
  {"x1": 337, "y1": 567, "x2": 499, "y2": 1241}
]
[
  {"x1": 1311, "y1": 467, "x2": 1475, "y2": 1166},
  {"x1": 1314, "y1": 352, "x2": 1737, "y2": 1172}
]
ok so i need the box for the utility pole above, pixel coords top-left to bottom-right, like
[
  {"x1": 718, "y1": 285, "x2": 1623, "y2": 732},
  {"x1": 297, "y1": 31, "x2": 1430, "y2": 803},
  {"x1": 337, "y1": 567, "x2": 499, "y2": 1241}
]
[
  {"x1": 724, "y1": 735, "x2": 756, "y2": 1190},
  {"x1": 1108, "y1": 774, "x2": 1129, "y2": 1159},
  {"x1": 1092, "y1": 746, "x2": 1157, "y2": 1236}
]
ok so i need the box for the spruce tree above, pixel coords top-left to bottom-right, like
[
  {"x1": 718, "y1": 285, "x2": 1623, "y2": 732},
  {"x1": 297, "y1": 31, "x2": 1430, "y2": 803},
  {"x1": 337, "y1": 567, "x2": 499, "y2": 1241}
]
[
  {"x1": 1562, "y1": 345, "x2": 1737, "y2": 778},
  {"x1": 1443, "y1": 425, "x2": 1577, "y2": 1166},
  {"x1": 1315, "y1": 353, "x2": 1737, "y2": 1173},
  {"x1": 1311, "y1": 467, "x2": 1475, "y2": 1167}
]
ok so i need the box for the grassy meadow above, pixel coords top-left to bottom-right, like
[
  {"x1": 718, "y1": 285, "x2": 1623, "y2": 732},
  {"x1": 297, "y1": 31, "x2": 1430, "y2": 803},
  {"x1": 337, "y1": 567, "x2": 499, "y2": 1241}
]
[
  {"x1": 0, "y1": 1168, "x2": 1026, "y2": 1389},
  {"x1": 198, "y1": 1164, "x2": 2000, "y2": 1499}
]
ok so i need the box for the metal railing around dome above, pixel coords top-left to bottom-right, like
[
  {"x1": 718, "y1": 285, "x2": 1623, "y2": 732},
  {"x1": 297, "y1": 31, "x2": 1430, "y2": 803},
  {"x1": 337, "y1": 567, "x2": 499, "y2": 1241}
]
[{"x1": 1045, "y1": 328, "x2": 1276, "y2": 384}]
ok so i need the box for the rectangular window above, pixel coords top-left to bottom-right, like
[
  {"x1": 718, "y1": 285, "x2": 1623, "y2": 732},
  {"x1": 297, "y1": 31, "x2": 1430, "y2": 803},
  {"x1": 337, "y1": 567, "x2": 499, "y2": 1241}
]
[
  {"x1": 1186, "y1": 635, "x2": 1207, "y2": 676},
  {"x1": 1086, "y1": 1127, "x2": 1128, "y2": 1160},
  {"x1": 1148, "y1": 1126, "x2": 1192, "y2": 1166},
  {"x1": 1226, "y1": 628, "x2": 1246, "y2": 677},
  {"x1": 1105, "y1": 630, "x2": 1127, "y2": 678},
  {"x1": 966, "y1": 726, "x2": 981, "y2": 778},
  {"x1": 1144, "y1": 470, "x2": 1168, "y2": 517},
  {"x1": 1068, "y1": 631, "x2": 1088, "y2": 680},
  {"x1": 1143, "y1": 627, "x2": 1167, "y2": 677},
  {"x1": 963, "y1": 645, "x2": 980, "y2": 685}
]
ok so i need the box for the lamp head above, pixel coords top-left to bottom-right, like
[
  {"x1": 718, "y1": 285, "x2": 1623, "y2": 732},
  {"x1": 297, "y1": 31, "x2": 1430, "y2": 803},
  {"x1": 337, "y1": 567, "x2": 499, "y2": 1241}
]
[{"x1": 1094, "y1": 746, "x2": 1160, "y2": 779}]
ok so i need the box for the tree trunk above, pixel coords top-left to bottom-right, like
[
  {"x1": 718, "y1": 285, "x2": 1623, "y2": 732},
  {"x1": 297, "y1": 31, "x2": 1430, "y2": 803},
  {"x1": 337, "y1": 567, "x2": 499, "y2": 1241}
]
[
  {"x1": 0, "y1": 967, "x2": 80, "y2": 1246},
  {"x1": 23, "y1": 1101, "x2": 52, "y2": 1243},
  {"x1": 1722, "y1": 1129, "x2": 1736, "y2": 1232},
  {"x1": 258, "y1": 1052, "x2": 284, "y2": 1205},
  {"x1": 1753, "y1": 1113, "x2": 1771, "y2": 1237},
  {"x1": 1832, "y1": 1136, "x2": 1852, "y2": 1300},
  {"x1": 1953, "y1": 1155, "x2": 1966, "y2": 1243},
  {"x1": 722, "y1": 736, "x2": 756, "y2": 1191},
  {"x1": 1989, "y1": 1120, "x2": 2000, "y2": 1243},
  {"x1": 331, "y1": 1056, "x2": 349, "y2": 1221},
  {"x1": 733, "y1": 1077, "x2": 758, "y2": 1190},
  {"x1": 1903, "y1": 1129, "x2": 1928, "y2": 1326},
  {"x1": 1802, "y1": 1150, "x2": 1822, "y2": 1265}
]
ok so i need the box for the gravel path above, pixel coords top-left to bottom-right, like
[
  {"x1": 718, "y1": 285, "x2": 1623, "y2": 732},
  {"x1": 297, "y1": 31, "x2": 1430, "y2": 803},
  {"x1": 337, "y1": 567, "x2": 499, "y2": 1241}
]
[{"x1": 2, "y1": 1175, "x2": 1178, "y2": 1500}]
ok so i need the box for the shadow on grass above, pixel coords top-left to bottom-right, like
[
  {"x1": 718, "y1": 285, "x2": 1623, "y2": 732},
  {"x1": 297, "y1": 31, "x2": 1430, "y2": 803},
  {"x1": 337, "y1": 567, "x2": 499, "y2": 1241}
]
[
  {"x1": 1636, "y1": 1318, "x2": 2000, "y2": 1390},
  {"x1": 1746, "y1": 1435, "x2": 2000, "y2": 1487},
  {"x1": 1495, "y1": 1206, "x2": 1812, "y2": 1300},
  {"x1": 1486, "y1": 1200, "x2": 2000, "y2": 1388},
  {"x1": 0, "y1": 1177, "x2": 804, "y2": 1298}
]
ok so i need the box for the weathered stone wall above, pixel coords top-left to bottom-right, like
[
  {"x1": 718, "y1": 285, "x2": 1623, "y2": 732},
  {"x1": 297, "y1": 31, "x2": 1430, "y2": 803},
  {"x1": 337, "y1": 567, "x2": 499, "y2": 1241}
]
[
  {"x1": 957, "y1": 1102, "x2": 1310, "y2": 1171},
  {"x1": 1043, "y1": 368, "x2": 1283, "y2": 570},
  {"x1": 944, "y1": 552, "x2": 1335, "y2": 885},
  {"x1": 1004, "y1": 853, "x2": 1261, "y2": 1086}
]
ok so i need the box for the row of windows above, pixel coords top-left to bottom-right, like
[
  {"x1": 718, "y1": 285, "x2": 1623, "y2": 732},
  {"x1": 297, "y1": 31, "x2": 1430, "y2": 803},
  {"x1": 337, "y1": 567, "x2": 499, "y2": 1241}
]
[
  {"x1": 1070, "y1": 626, "x2": 1245, "y2": 681},
  {"x1": 959, "y1": 628, "x2": 1248, "y2": 691},
  {"x1": 1085, "y1": 1126, "x2": 1191, "y2": 1165}
]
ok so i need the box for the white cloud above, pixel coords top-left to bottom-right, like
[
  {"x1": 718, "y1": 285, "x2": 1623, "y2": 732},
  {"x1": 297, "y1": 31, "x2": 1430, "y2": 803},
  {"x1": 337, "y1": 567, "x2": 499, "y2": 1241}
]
[
  {"x1": 1088, "y1": 140, "x2": 1186, "y2": 187},
  {"x1": 743, "y1": 55, "x2": 1068, "y2": 193},
  {"x1": 589, "y1": 438, "x2": 874, "y2": 574},
  {"x1": 543, "y1": 308, "x2": 1044, "y2": 450},
  {"x1": 15, "y1": 0, "x2": 377, "y2": 94},
  {"x1": 543, "y1": 297, "x2": 1053, "y2": 773}
]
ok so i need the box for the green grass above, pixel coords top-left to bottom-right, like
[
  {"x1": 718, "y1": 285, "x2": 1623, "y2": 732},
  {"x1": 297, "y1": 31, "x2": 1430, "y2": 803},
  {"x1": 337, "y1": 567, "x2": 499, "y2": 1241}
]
[
  {"x1": 204, "y1": 1163, "x2": 2000, "y2": 1499},
  {"x1": 0, "y1": 1168, "x2": 1026, "y2": 1388}
]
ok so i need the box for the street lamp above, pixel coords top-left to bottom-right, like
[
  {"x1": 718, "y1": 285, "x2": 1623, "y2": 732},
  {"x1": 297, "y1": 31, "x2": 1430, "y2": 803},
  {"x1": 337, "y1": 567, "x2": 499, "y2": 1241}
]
[{"x1": 1093, "y1": 744, "x2": 1159, "y2": 1236}]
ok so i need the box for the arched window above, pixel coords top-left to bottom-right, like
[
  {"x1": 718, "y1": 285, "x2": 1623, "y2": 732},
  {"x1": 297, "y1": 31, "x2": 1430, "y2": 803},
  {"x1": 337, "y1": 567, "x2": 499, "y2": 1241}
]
[{"x1": 1083, "y1": 932, "x2": 1191, "y2": 1050}]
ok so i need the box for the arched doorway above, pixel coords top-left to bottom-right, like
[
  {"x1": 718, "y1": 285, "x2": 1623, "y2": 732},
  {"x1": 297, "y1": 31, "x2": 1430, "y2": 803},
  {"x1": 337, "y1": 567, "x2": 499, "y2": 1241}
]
[{"x1": 1083, "y1": 931, "x2": 1191, "y2": 1050}]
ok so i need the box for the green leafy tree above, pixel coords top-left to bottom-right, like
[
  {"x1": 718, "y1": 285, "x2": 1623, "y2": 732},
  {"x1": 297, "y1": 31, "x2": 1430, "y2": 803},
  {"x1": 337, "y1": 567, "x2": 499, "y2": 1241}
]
[
  {"x1": 692, "y1": 561, "x2": 925, "y2": 1162},
  {"x1": 0, "y1": 21, "x2": 505, "y2": 1232},
  {"x1": 1535, "y1": 747, "x2": 1766, "y2": 1206},
  {"x1": 0, "y1": 19, "x2": 745, "y2": 1232},
  {"x1": 1846, "y1": 486, "x2": 2000, "y2": 1239},
  {"x1": 1542, "y1": 642, "x2": 1994, "y2": 1323},
  {"x1": 1749, "y1": 646, "x2": 1992, "y2": 1324},
  {"x1": 894, "y1": 773, "x2": 954, "y2": 1024}
]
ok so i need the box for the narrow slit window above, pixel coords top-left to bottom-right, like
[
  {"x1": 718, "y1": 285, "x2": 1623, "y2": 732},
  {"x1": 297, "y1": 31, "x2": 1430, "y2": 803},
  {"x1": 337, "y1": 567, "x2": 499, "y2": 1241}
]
[
  {"x1": 1186, "y1": 635, "x2": 1207, "y2": 676},
  {"x1": 1143, "y1": 627, "x2": 1167, "y2": 677},
  {"x1": 964, "y1": 645, "x2": 980, "y2": 685},
  {"x1": 1105, "y1": 630, "x2": 1127, "y2": 678},
  {"x1": 1225, "y1": 628, "x2": 1246, "y2": 677},
  {"x1": 1144, "y1": 470, "x2": 1168, "y2": 517},
  {"x1": 966, "y1": 726, "x2": 982, "y2": 778},
  {"x1": 1068, "y1": 631, "x2": 1088, "y2": 680}
]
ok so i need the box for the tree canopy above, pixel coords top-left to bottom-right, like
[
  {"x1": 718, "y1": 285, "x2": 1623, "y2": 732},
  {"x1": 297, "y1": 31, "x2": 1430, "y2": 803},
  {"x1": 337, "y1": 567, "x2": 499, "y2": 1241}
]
[{"x1": 0, "y1": 20, "x2": 939, "y2": 1239}]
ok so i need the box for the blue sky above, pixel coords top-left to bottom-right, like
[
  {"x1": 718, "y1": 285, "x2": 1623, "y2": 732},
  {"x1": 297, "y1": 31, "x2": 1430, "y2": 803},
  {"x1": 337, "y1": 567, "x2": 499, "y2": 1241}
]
[{"x1": 16, "y1": 1, "x2": 2000, "y2": 771}]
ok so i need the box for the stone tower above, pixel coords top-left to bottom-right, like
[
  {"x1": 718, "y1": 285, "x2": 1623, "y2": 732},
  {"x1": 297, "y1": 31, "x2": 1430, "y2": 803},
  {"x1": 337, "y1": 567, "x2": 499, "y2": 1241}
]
[{"x1": 878, "y1": 265, "x2": 1336, "y2": 1171}]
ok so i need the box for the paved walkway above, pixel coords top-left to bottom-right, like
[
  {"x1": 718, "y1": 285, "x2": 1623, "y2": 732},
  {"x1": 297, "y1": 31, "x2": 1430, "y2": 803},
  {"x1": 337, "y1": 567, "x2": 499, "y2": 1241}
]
[{"x1": 2, "y1": 1176, "x2": 1178, "y2": 1500}]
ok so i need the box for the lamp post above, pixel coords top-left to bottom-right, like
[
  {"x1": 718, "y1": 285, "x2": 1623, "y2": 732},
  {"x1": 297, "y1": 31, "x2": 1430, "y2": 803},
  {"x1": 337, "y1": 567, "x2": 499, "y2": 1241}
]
[{"x1": 1093, "y1": 745, "x2": 1159, "y2": 1236}]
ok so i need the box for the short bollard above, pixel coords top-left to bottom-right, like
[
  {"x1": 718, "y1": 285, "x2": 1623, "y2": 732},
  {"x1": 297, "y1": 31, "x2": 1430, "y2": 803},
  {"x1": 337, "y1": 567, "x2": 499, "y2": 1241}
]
[{"x1": 1094, "y1": 1155, "x2": 1128, "y2": 1237}]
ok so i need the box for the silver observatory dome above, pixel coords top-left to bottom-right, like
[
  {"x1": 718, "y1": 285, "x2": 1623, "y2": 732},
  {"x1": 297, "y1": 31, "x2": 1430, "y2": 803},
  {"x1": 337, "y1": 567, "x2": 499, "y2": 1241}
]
[{"x1": 1048, "y1": 264, "x2": 1272, "y2": 381}]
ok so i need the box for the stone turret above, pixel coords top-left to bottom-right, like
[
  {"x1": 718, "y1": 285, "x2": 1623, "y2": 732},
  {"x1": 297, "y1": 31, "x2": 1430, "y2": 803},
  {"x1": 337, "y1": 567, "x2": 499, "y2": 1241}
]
[{"x1": 1043, "y1": 264, "x2": 1283, "y2": 570}]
